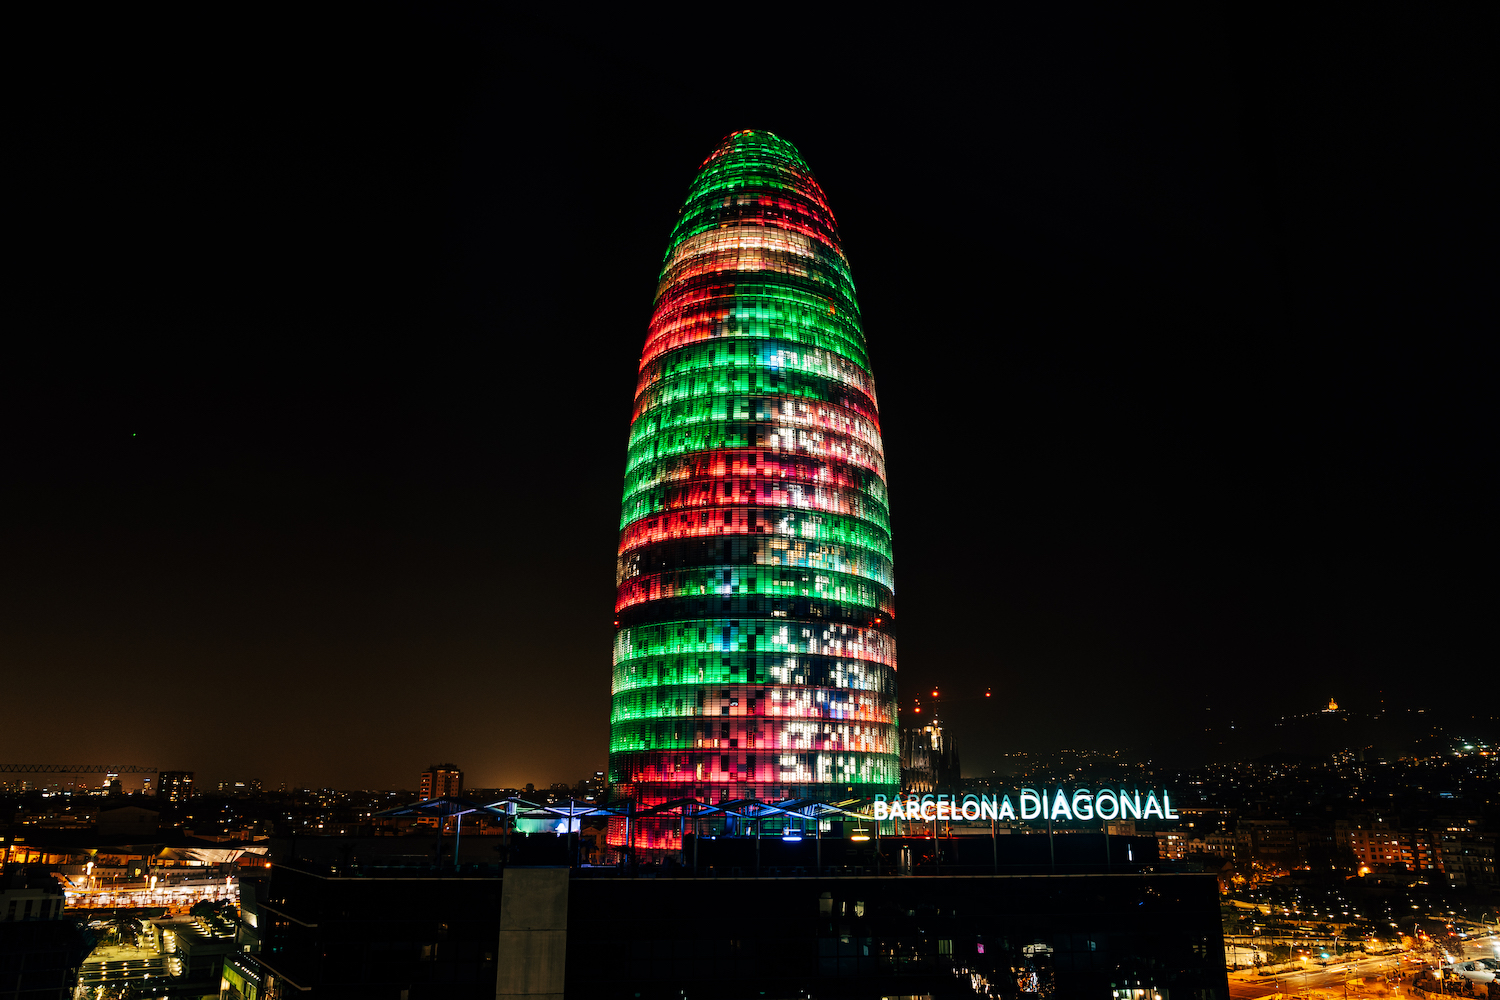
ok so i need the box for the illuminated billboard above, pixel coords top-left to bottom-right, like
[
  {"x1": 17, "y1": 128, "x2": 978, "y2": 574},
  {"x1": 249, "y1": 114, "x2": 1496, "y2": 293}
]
[
  {"x1": 873, "y1": 789, "x2": 1182, "y2": 823},
  {"x1": 610, "y1": 131, "x2": 901, "y2": 846}
]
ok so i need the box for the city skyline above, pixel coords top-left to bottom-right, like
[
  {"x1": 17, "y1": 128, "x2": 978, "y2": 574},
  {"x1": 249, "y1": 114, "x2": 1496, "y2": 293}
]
[{"x1": 4, "y1": 12, "x2": 1490, "y2": 790}]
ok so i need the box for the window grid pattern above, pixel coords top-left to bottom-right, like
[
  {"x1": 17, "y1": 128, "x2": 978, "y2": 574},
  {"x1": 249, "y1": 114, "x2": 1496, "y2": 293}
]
[
  {"x1": 634, "y1": 338, "x2": 880, "y2": 414},
  {"x1": 611, "y1": 131, "x2": 900, "y2": 847}
]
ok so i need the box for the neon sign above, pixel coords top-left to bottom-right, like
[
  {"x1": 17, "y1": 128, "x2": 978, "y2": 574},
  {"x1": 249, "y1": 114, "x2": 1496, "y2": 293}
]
[{"x1": 872, "y1": 788, "x2": 1179, "y2": 823}]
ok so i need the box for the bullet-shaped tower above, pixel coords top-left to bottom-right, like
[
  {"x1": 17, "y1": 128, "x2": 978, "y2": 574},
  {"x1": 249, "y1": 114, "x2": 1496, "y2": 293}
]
[{"x1": 611, "y1": 130, "x2": 899, "y2": 847}]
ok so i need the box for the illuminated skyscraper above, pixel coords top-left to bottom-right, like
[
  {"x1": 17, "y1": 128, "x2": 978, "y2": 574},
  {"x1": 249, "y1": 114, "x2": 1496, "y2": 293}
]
[{"x1": 611, "y1": 131, "x2": 899, "y2": 843}]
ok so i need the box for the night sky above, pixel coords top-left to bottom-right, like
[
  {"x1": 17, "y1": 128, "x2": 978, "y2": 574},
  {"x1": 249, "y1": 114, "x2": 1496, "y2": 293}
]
[{"x1": 5, "y1": 11, "x2": 1490, "y2": 791}]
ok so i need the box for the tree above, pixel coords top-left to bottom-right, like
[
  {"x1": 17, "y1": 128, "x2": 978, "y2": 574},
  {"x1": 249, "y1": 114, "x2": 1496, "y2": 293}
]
[{"x1": 1302, "y1": 839, "x2": 1361, "y2": 874}]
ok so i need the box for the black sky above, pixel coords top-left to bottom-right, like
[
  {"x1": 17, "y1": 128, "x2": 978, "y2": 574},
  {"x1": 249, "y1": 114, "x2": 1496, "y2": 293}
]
[{"x1": 4, "y1": 11, "x2": 1491, "y2": 790}]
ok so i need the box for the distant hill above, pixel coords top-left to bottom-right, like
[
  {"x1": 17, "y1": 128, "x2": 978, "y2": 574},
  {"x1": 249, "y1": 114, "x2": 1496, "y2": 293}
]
[{"x1": 1128, "y1": 707, "x2": 1497, "y2": 766}]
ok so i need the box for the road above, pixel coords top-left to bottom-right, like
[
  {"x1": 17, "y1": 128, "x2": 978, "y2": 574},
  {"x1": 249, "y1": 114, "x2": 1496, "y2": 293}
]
[{"x1": 1225, "y1": 953, "x2": 1418, "y2": 998}]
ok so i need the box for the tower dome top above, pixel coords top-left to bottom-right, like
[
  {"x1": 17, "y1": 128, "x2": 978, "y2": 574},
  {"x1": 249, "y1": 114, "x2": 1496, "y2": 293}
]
[{"x1": 700, "y1": 129, "x2": 808, "y2": 168}]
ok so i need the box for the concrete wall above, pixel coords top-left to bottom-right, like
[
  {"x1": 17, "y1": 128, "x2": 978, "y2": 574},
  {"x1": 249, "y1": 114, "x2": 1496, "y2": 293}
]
[{"x1": 495, "y1": 867, "x2": 568, "y2": 999}]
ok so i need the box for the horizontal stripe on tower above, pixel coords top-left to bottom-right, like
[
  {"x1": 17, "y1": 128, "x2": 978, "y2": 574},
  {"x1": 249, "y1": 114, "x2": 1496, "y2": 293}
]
[
  {"x1": 651, "y1": 273, "x2": 864, "y2": 333},
  {"x1": 636, "y1": 337, "x2": 878, "y2": 409},
  {"x1": 652, "y1": 251, "x2": 855, "y2": 325},
  {"x1": 615, "y1": 619, "x2": 896, "y2": 669},
  {"x1": 617, "y1": 567, "x2": 894, "y2": 617},
  {"x1": 622, "y1": 421, "x2": 886, "y2": 480},
  {"x1": 644, "y1": 280, "x2": 866, "y2": 371},
  {"x1": 609, "y1": 782, "x2": 900, "y2": 809},
  {"x1": 683, "y1": 162, "x2": 833, "y2": 217},
  {"x1": 611, "y1": 659, "x2": 897, "y2": 698},
  {"x1": 620, "y1": 458, "x2": 889, "y2": 531},
  {"x1": 656, "y1": 226, "x2": 852, "y2": 292},
  {"x1": 609, "y1": 716, "x2": 898, "y2": 753},
  {"x1": 633, "y1": 362, "x2": 877, "y2": 428},
  {"x1": 613, "y1": 595, "x2": 894, "y2": 632},
  {"x1": 678, "y1": 163, "x2": 840, "y2": 223},
  {"x1": 618, "y1": 507, "x2": 891, "y2": 562},
  {"x1": 618, "y1": 533, "x2": 893, "y2": 589},
  {"x1": 629, "y1": 394, "x2": 883, "y2": 455},
  {"x1": 611, "y1": 692, "x2": 896, "y2": 728},
  {"x1": 663, "y1": 225, "x2": 827, "y2": 274},
  {"x1": 610, "y1": 753, "x2": 899, "y2": 789},
  {"x1": 684, "y1": 171, "x2": 834, "y2": 223},
  {"x1": 667, "y1": 196, "x2": 845, "y2": 260}
]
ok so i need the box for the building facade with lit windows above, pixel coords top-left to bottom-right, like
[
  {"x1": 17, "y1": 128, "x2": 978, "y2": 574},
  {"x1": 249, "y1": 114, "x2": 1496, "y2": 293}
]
[
  {"x1": 610, "y1": 131, "x2": 900, "y2": 844},
  {"x1": 156, "y1": 770, "x2": 194, "y2": 803},
  {"x1": 1334, "y1": 819, "x2": 1444, "y2": 874},
  {"x1": 417, "y1": 764, "x2": 463, "y2": 830},
  {"x1": 418, "y1": 764, "x2": 463, "y2": 802}
]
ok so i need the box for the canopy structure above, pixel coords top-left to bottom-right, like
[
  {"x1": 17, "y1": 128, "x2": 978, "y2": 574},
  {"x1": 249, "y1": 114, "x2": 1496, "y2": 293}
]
[
  {"x1": 375, "y1": 795, "x2": 875, "y2": 826},
  {"x1": 375, "y1": 795, "x2": 878, "y2": 860},
  {"x1": 375, "y1": 796, "x2": 510, "y2": 822}
]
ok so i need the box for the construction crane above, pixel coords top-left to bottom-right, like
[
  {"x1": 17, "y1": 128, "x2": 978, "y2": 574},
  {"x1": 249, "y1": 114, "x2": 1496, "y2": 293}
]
[{"x1": 0, "y1": 765, "x2": 159, "y2": 773}]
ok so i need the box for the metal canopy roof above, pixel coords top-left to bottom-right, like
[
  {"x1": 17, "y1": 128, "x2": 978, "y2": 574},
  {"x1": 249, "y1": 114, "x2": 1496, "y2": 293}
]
[{"x1": 375, "y1": 795, "x2": 876, "y2": 824}]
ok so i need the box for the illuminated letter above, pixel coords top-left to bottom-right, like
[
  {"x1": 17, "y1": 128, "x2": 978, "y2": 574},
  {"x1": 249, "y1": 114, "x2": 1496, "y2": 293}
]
[
  {"x1": 1119, "y1": 789, "x2": 1141, "y2": 820},
  {"x1": 921, "y1": 801, "x2": 936, "y2": 822},
  {"x1": 962, "y1": 796, "x2": 982, "y2": 821},
  {"x1": 888, "y1": 800, "x2": 905, "y2": 821},
  {"x1": 1143, "y1": 790, "x2": 1163, "y2": 819},
  {"x1": 1162, "y1": 790, "x2": 1179, "y2": 820},
  {"x1": 1095, "y1": 789, "x2": 1119, "y2": 820},
  {"x1": 1051, "y1": 789, "x2": 1072, "y2": 821},
  {"x1": 1072, "y1": 789, "x2": 1094, "y2": 821},
  {"x1": 979, "y1": 796, "x2": 998, "y2": 821},
  {"x1": 874, "y1": 801, "x2": 889, "y2": 821},
  {"x1": 998, "y1": 796, "x2": 1016, "y2": 820},
  {"x1": 1020, "y1": 788, "x2": 1041, "y2": 820}
]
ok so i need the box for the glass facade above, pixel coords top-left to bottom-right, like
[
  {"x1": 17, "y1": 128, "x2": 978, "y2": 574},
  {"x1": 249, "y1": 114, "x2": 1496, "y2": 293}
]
[{"x1": 611, "y1": 131, "x2": 900, "y2": 844}]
